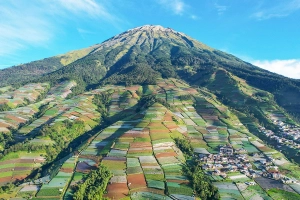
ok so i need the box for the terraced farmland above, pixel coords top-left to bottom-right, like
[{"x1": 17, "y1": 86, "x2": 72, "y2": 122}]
[{"x1": 1, "y1": 78, "x2": 300, "y2": 200}]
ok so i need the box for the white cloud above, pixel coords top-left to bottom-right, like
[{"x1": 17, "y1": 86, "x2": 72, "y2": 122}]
[
  {"x1": 57, "y1": 0, "x2": 114, "y2": 20},
  {"x1": 0, "y1": 0, "x2": 119, "y2": 57},
  {"x1": 157, "y1": 0, "x2": 186, "y2": 15},
  {"x1": 251, "y1": 0, "x2": 300, "y2": 20},
  {"x1": 251, "y1": 59, "x2": 300, "y2": 79},
  {"x1": 214, "y1": 3, "x2": 227, "y2": 15},
  {"x1": 0, "y1": 1, "x2": 53, "y2": 56}
]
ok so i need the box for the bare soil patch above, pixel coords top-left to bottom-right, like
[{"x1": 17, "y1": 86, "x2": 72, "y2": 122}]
[
  {"x1": 155, "y1": 152, "x2": 177, "y2": 158},
  {"x1": 105, "y1": 183, "x2": 129, "y2": 199},
  {"x1": 127, "y1": 174, "x2": 147, "y2": 190}
]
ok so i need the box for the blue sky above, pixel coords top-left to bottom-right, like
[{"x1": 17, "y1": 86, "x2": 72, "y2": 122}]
[{"x1": 0, "y1": 0, "x2": 300, "y2": 78}]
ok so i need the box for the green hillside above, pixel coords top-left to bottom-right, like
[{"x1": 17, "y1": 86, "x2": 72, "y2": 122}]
[{"x1": 1, "y1": 25, "x2": 300, "y2": 200}]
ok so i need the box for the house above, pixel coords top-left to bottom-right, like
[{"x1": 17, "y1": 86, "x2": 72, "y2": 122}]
[
  {"x1": 272, "y1": 172, "x2": 282, "y2": 180},
  {"x1": 220, "y1": 145, "x2": 234, "y2": 155}
]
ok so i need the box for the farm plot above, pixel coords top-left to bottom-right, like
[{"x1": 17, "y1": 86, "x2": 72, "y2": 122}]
[
  {"x1": 104, "y1": 183, "x2": 129, "y2": 199},
  {"x1": 76, "y1": 159, "x2": 97, "y2": 173},
  {"x1": 17, "y1": 185, "x2": 40, "y2": 199},
  {"x1": 267, "y1": 188, "x2": 300, "y2": 200},
  {"x1": 255, "y1": 177, "x2": 295, "y2": 192},
  {"x1": 37, "y1": 171, "x2": 73, "y2": 198},
  {"x1": 131, "y1": 191, "x2": 167, "y2": 200},
  {"x1": 242, "y1": 141, "x2": 259, "y2": 153},
  {"x1": 228, "y1": 173, "x2": 251, "y2": 182},
  {"x1": 0, "y1": 152, "x2": 46, "y2": 185},
  {"x1": 213, "y1": 182, "x2": 244, "y2": 199},
  {"x1": 157, "y1": 156, "x2": 181, "y2": 166},
  {"x1": 139, "y1": 155, "x2": 164, "y2": 177},
  {"x1": 127, "y1": 173, "x2": 147, "y2": 190},
  {"x1": 237, "y1": 183, "x2": 272, "y2": 200},
  {"x1": 37, "y1": 157, "x2": 76, "y2": 198},
  {"x1": 102, "y1": 157, "x2": 126, "y2": 175},
  {"x1": 126, "y1": 158, "x2": 143, "y2": 175},
  {"x1": 290, "y1": 183, "x2": 300, "y2": 194},
  {"x1": 167, "y1": 181, "x2": 193, "y2": 197},
  {"x1": 0, "y1": 82, "x2": 49, "y2": 108},
  {"x1": 147, "y1": 179, "x2": 165, "y2": 190}
]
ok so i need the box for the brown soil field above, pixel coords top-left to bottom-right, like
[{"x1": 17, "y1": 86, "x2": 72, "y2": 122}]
[
  {"x1": 164, "y1": 124, "x2": 178, "y2": 129},
  {"x1": 0, "y1": 122, "x2": 10, "y2": 128},
  {"x1": 12, "y1": 174, "x2": 28, "y2": 181},
  {"x1": 185, "y1": 88, "x2": 197, "y2": 93},
  {"x1": 0, "y1": 177, "x2": 12, "y2": 185},
  {"x1": 129, "y1": 147, "x2": 152, "y2": 151},
  {"x1": 117, "y1": 137, "x2": 135, "y2": 142},
  {"x1": 0, "y1": 168, "x2": 13, "y2": 173},
  {"x1": 155, "y1": 152, "x2": 177, "y2": 158},
  {"x1": 148, "y1": 122, "x2": 164, "y2": 127},
  {"x1": 60, "y1": 168, "x2": 74, "y2": 173},
  {"x1": 105, "y1": 183, "x2": 129, "y2": 199},
  {"x1": 5, "y1": 115, "x2": 26, "y2": 123},
  {"x1": 155, "y1": 148, "x2": 175, "y2": 153},
  {"x1": 125, "y1": 86, "x2": 140, "y2": 91},
  {"x1": 258, "y1": 146, "x2": 272, "y2": 152},
  {"x1": 127, "y1": 174, "x2": 147, "y2": 190},
  {"x1": 140, "y1": 163, "x2": 160, "y2": 167},
  {"x1": 0, "y1": 159, "x2": 17, "y2": 165},
  {"x1": 150, "y1": 129, "x2": 169, "y2": 134},
  {"x1": 14, "y1": 167, "x2": 32, "y2": 171},
  {"x1": 18, "y1": 159, "x2": 34, "y2": 163},
  {"x1": 206, "y1": 126, "x2": 217, "y2": 130},
  {"x1": 164, "y1": 115, "x2": 173, "y2": 121},
  {"x1": 130, "y1": 142, "x2": 152, "y2": 148},
  {"x1": 70, "y1": 111, "x2": 80, "y2": 116},
  {"x1": 128, "y1": 149, "x2": 153, "y2": 154}
]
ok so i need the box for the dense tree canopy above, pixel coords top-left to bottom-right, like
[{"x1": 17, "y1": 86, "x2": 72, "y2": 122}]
[{"x1": 73, "y1": 165, "x2": 112, "y2": 200}]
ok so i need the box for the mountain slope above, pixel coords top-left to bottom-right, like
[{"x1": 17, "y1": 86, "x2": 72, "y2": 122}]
[
  {"x1": 1, "y1": 25, "x2": 300, "y2": 119},
  {"x1": 25, "y1": 25, "x2": 300, "y2": 120},
  {"x1": 1, "y1": 25, "x2": 300, "y2": 199},
  {"x1": 0, "y1": 46, "x2": 98, "y2": 87}
]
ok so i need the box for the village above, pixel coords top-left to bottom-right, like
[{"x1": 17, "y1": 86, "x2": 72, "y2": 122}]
[
  {"x1": 198, "y1": 144, "x2": 300, "y2": 186},
  {"x1": 259, "y1": 120, "x2": 300, "y2": 149}
]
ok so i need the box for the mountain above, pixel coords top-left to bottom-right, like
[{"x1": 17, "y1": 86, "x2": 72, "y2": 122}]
[
  {"x1": 1, "y1": 25, "x2": 300, "y2": 199},
  {"x1": 7, "y1": 25, "x2": 298, "y2": 119}
]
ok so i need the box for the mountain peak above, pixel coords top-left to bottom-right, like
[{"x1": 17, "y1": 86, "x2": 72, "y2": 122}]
[
  {"x1": 93, "y1": 24, "x2": 212, "y2": 53},
  {"x1": 128, "y1": 24, "x2": 177, "y2": 33}
]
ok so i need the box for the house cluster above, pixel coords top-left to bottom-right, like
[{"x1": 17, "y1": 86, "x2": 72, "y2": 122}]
[
  {"x1": 275, "y1": 120, "x2": 300, "y2": 141},
  {"x1": 199, "y1": 145, "x2": 298, "y2": 184},
  {"x1": 259, "y1": 124, "x2": 300, "y2": 149},
  {"x1": 200, "y1": 145, "x2": 254, "y2": 178}
]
